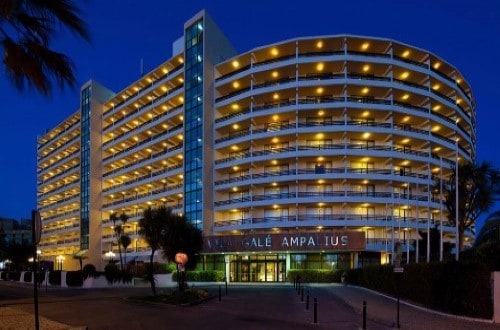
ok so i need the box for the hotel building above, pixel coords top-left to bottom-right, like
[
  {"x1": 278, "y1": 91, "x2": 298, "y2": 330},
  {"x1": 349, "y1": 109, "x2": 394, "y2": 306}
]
[{"x1": 36, "y1": 10, "x2": 475, "y2": 281}]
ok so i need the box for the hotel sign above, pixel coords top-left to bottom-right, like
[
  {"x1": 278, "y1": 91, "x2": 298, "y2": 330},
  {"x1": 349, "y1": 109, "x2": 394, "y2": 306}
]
[{"x1": 203, "y1": 231, "x2": 365, "y2": 253}]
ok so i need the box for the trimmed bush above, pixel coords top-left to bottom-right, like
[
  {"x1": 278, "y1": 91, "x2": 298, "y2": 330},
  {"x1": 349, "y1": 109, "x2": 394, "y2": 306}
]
[
  {"x1": 49, "y1": 270, "x2": 62, "y2": 285},
  {"x1": 82, "y1": 264, "x2": 97, "y2": 280},
  {"x1": 66, "y1": 271, "x2": 83, "y2": 287},
  {"x1": 345, "y1": 261, "x2": 492, "y2": 319},
  {"x1": 104, "y1": 263, "x2": 120, "y2": 284},
  {"x1": 23, "y1": 272, "x2": 32, "y2": 282},
  {"x1": 287, "y1": 269, "x2": 344, "y2": 283},
  {"x1": 173, "y1": 270, "x2": 225, "y2": 282},
  {"x1": 134, "y1": 262, "x2": 173, "y2": 278}
]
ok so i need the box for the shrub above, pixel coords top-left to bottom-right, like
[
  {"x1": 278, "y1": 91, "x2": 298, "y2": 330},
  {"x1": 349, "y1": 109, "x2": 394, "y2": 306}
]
[
  {"x1": 82, "y1": 264, "x2": 97, "y2": 279},
  {"x1": 345, "y1": 261, "x2": 492, "y2": 319},
  {"x1": 49, "y1": 270, "x2": 62, "y2": 285},
  {"x1": 134, "y1": 262, "x2": 175, "y2": 278},
  {"x1": 104, "y1": 263, "x2": 120, "y2": 284},
  {"x1": 287, "y1": 269, "x2": 344, "y2": 283},
  {"x1": 66, "y1": 271, "x2": 83, "y2": 287},
  {"x1": 23, "y1": 272, "x2": 32, "y2": 282},
  {"x1": 173, "y1": 270, "x2": 225, "y2": 282}
]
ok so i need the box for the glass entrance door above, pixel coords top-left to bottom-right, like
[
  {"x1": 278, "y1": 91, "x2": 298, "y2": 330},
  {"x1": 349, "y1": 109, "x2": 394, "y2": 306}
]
[{"x1": 230, "y1": 254, "x2": 286, "y2": 282}]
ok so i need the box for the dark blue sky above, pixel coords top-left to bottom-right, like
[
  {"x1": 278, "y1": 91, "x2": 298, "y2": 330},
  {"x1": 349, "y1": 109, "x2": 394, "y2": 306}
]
[{"x1": 1, "y1": 0, "x2": 499, "y2": 229}]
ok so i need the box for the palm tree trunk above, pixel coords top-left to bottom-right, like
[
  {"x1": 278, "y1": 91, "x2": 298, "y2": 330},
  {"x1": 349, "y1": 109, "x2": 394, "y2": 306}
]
[{"x1": 149, "y1": 250, "x2": 156, "y2": 296}]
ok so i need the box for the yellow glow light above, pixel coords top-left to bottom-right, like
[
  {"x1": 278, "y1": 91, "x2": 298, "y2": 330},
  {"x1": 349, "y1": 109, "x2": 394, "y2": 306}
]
[
  {"x1": 317, "y1": 156, "x2": 324, "y2": 161},
  {"x1": 402, "y1": 94, "x2": 410, "y2": 100},
  {"x1": 232, "y1": 124, "x2": 240, "y2": 130},
  {"x1": 273, "y1": 204, "x2": 278, "y2": 209},
  {"x1": 271, "y1": 160, "x2": 278, "y2": 165},
  {"x1": 361, "y1": 42, "x2": 370, "y2": 50},
  {"x1": 318, "y1": 179, "x2": 325, "y2": 184},
  {"x1": 272, "y1": 137, "x2": 279, "y2": 143},
  {"x1": 433, "y1": 62, "x2": 441, "y2": 69},
  {"x1": 456, "y1": 78, "x2": 462, "y2": 84},
  {"x1": 272, "y1": 71, "x2": 279, "y2": 78},
  {"x1": 232, "y1": 60, "x2": 240, "y2": 68},
  {"x1": 362, "y1": 110, "x2": 370, "y2": 117},
  {"x1": 178, "y1": 57, "x2": 184, "y2": 64},
  {"x1": 272, "y1": 182, "x2": 278, "y2": 186},
  {"x1": 362, "y1": 180, "x2": 369, "y2": 184},
  {"x1": 400, "y1": 72, "x2": 410, "y2": 79},
  {"x1": 316, "y1": 41, "x2": 323, "y2": 49},
  {"x1": 231, "y1": 145, "x2": 239, "y2": 151},
  {"x1": 362, "y1": 87, "x2": 369, "y2": 94},
  {"x1": 361, "y1": 157, "x2": 370, "y2": 162},
  {"x1": 271, "y1": 48, "x2": 279, "y2": 56},
  {"x1": 318, "y1": 110, "x2": 325, "y2": 116},
  {"x1": 316, "y1": 63, "x2": 324, "y2": 71},
  {"x1": 232, "y1": 81, "x2": 240, "y2": 88},
  {"x1": 433, "y1": 105, "x2": 441, "y2": 111},
  {"x1": 272, "y1": 114, "x2": 279, "y2": 121},
  {"x1": 318, "y1": 203, "x2": 325, "y2": 207},
  {"x1": 362, "y1": 132, "x2": 371, "y2": 139},
  {"x1": 316, "y1": 87, "x2": 324, "y2": 94},
  {"x1": 433, "y1": 147, "x2": 442, "y2": 152},
  {"x1": 432, "y1": 84, "x2": 440, "y2": 90},
  {"x1": 233, "y1": 166, "x2": 239, "y2": 171},
  {"x1": 402, "y1": 160, "x2": 410, "y2": 166},
  {"x1": 179, "y1": 96, "x2": 184, "y2": 102},
  {"x1": 362, "y1": 64, "x2": 370, "y2": 72},
  {"x1": 232, "y1": 187, "x2": 238, "y2": 192},
  {"x1": 273, "y1": 93, "x2": 279, "y2": 100},
  {"x1": 402, "y1": 50, "x2": 410, "y2": 58},
  {"x1": 456, "y1": 99, "x2": 462, "y2": 104},
  {"x1": 402, "y1": 138, "x2": 410, "y2": 144},
  {"x1": 231, "y1": 104, "x2": 239, "y2": 110},
  {"x1": 432, "y1": 125, "x2": 441, "y2": 132},
  {"x1": 402, "y1": 116, "x2": 410, "y2": 122},
  {"x1": 316, "y1": 133, "x2": 324, "y2": 139}
]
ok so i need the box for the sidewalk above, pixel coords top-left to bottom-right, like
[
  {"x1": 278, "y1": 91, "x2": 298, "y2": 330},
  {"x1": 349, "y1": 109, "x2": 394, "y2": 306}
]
[
  {"x1": 0, "y1": 306, "x2": 75, "y2": 330},
  {"x1": 312, "y1": 283, "x2": 499, "y2": 329}
]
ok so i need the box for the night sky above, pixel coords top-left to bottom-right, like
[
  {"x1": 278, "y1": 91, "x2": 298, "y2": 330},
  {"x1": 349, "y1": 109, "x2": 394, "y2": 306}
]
[{"x1": 1, "y1": 0, "x2": 499, "y2": 230}]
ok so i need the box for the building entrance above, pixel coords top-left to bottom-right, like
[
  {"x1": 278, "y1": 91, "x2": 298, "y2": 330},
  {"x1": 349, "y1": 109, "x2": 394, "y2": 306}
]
[{"x1": 230, "y1": 254, "x2": 286, "y2": 282}]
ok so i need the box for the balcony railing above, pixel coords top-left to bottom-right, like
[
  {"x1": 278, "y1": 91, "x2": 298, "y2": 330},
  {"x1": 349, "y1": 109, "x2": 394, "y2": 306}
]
[
  {"x1": 37, "y1": 119, "x2": 80, "y2": 151},
  {"x1": 103, "y1": 163, "x2": 182, "y2": 192}
]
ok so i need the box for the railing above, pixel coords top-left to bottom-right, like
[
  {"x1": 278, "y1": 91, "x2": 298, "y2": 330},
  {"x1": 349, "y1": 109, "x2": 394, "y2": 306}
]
[
  {"x1": 103, "y1": 64, "x2": 183, "y2": 118},
  {"x1": 41, "y1": 209, "x2": 79, "y2": 223},
  {"x1": 39, "y1": 194, "x2": 79, "y2": 211},
  {"x1": 37, "y1": 179, "x2": 79, "y2": 199},
  {"x1": 38, "y1": 164, "x2": 79, "y2": 186},
  {"x1": 102, "y1": 124, "x2": 182, "y2": 162},
  {"x1": 103, "y1": 164, "x2": 182, "y2": 192},
  {"x1": 43, "y1": 223, "x2": 79, "y2": 235},
  {"x1": 38, "y1": 149, "x2": 79, "y2": 175},
  {"x1": 215, "y1": 64, "x2": 251, "y2": 82},
  {"x1": 37, "y1": 135, "x2": 79, "y2": 163},
  {"x1": 392, "y1": 78, "x2": 428, "y2": 91},
  {"x1": 214, "y1": 214, "x2": 440, "y2": 227},
  {"x1": 215, "y1": 86, "x2": 251, "y2": 103},
  {"x1": 215, "y1": 142, "x2": 437, "y2": 165},
  {"x1": 102, "y1": 183, "x2": 182, "y2": 208},
  {"x1": 392, "y1": 55, "x2": 428, "y2": 68},
  {"x1": 103, "y1": 105, "x2": 182, "y2": 147},
  {"x1": 214, "y1": 190, "x2": 438, "y2": 206},
  {"x1": 214, "y1": 166, "x2": 431, "y2": 186},
  {"x1": 37, "y1": 119, "x2": 80, "y2": 151},
  {"x1": 393, "y1": 100, "x2": 428, "y2": 113},
  {"x1": 103, "y1": 143, "x2": 183, "y2": 178}
]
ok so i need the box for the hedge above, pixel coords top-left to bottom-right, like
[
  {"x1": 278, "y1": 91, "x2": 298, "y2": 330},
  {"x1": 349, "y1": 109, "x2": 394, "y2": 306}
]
[
  {"x1": 287, "y1": 269, "x2": 344, "y2": 283},
  {"x1": 173, "y1": 270, "x2": 225, "y2": 282},
  {"x1": 49, "y1": 270, "x2": 62, "y2": 286},
  {"x1": 346, "y1": 261, "x2": 492, "y2": 319},
  {"x1": 66, "y1": 271, "x2": 83, "y2": 287}
]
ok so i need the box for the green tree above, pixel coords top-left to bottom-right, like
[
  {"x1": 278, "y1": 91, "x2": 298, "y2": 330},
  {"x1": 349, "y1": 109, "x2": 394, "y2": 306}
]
[
  {"x1": 1, "y1": 0, "x2": 90, "y2": 95},
  {"x1": 443, "y1": 161, "x2": 500, "y2": 252},
  {"x1": 160, "y1": 213, "x2": 202, "y2": 270},
  {"x1": 138, "y1": 206, "x2": 169, "y2": 296},
  {"x1": 0, "y1": 225, "x2": 7, "y2": 261},
  {"x1": 110, "y1": 212, "x2": 129, "y2": 273}
]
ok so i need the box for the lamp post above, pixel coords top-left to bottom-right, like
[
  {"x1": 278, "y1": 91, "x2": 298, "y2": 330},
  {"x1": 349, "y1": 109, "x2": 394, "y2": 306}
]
[
  {"x1": 56, "y1": 255, "x2": 65, "y2": 270},
  {"x1": 105, "y1": 251, "x2": 116, "y2": 263}
]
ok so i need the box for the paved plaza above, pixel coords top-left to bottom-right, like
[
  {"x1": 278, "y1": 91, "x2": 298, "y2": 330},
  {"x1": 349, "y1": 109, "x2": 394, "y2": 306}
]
[{"x1": 0, "y1": 281, "x2": 498, "y2": 329}]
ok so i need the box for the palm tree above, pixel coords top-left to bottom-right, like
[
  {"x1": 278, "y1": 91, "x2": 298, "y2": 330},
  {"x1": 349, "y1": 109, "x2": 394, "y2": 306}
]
[
  {"x1": 138, "y1": 206, "x2": 170, "y2": 296},
  {"x1": 1, "y1": 0, "x2": 90, "y2": 95},
  {"x1": 120, "y1": 235, "x2": 131, "y2": 269},
  {"x1": 443, "y1": 161, "x2": 500, "y2": 252}
]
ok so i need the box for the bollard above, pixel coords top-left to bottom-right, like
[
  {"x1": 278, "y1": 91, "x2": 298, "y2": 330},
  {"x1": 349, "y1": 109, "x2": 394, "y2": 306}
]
[
  {"x1": 225, "y1": 279, "x2": 228, "y2": 295},
  {"x1": 218, "y1": 285, "x2": 221, "y2": 302},
  {"x1": 301, "y1": 286, "x2": 304, "y2": 302},
  {"x1": 313, "y1": 298, "x2": 318, "y2": 324},
  {"x1": 297, "y1": 282, "x2": 301, "y2": 295},
  {"x1": 362, "y1": 300, "x2": 367, "y2": 329},
  {"x1": 306, "y1": 290, "x2": 309, "y2": 310}
]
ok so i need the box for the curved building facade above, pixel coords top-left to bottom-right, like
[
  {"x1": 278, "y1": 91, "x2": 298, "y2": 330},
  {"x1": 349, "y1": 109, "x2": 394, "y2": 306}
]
[
  {"x1": 209, "y1": 35, "x2": 475, "y2": 276},
  {"x1": 37, "y1": 11, "x2": 475, "y2": 280}
]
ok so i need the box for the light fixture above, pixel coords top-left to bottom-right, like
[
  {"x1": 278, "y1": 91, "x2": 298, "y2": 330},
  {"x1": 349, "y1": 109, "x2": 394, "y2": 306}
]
[
  {"x1": 400, "y1": 72, "x2": 409, "y2": 79},
  {"x1": 232, "y1": 81, "x2": 240, "y2": 88},
  {"x1": 362, "y1": 64, "x2": 370, "y2": 72},
  {"x1": 362, "y1": 87, "x2": 369, "y2": 94},
  {"x1": 232, "y1": 60, "x2": 239, "y2": 68},
  {"x1": 271, "y1": 48, "x2": 279, "y2": 56},
  {"x1": 316, "y1": 41, "x2": 323, "y2": 49},
  {"x1": 231, "y1": 104, "x2": 239, "y2": 110},
  {"x1": 402, "y1": 94, "x2": 410, "y2": 100},
  {"x1": 402, "y1": 50, "x2": 410, "y2": 58},
  {"x1": 316, "y1": 87, "x2": 324, "y2": 94},
  {"x1": 433, "y1": 62, "x2": 441, "y2": 69},
  {"x1": 272, "y1": 71, "x2": 279, "y2": 78},
  {"x1": 316, "y1": 63, "x2": 324, "y2": 71},
  {"x1": 361, "y1": 42, "x2": 370, "y2": 50},
  {"x1": 273, "y1": 93, "x2": 279, "y2": 100}
]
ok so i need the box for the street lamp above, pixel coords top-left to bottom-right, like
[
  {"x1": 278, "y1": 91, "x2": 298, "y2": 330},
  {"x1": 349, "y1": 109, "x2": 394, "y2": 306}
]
[
  {"x1": 56, "y1": 255, "x2": 65, "y2": 270},
  {"x1": 105, "y1": 251, "x2": 116, "y2": 263}
]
